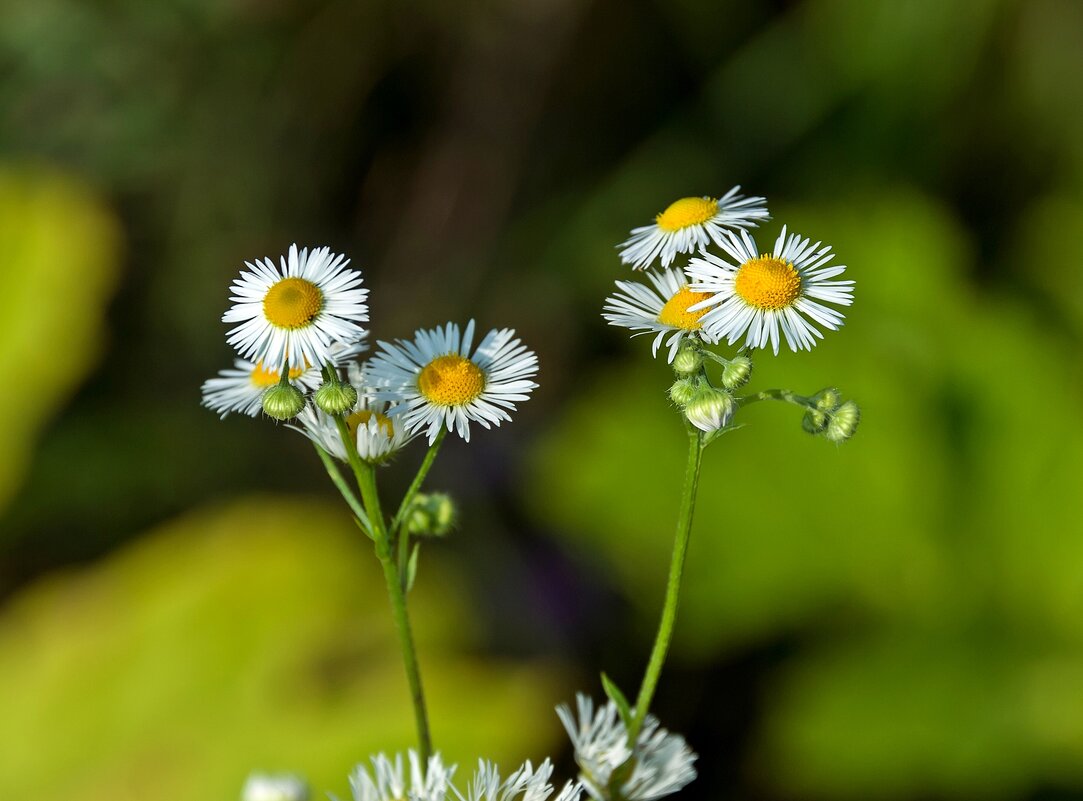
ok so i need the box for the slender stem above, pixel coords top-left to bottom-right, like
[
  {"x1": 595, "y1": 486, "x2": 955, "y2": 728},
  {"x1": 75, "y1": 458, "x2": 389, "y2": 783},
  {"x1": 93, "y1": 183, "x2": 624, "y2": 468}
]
[
  {"x1": 312, "y1": 443, "x2": 372, "y2": 537},
  {"x1": 392, "y1": 429, "x2": 447, "y2": 533},
  {"x1": 353, "y1": 461, "x2": 434, "y2": 762},
  {"x1": 738, "y1": 388, "x2": 814, "y2": 409},
  {"x1": 629, "y1": 429, "x2": 704, "y2": 741}
]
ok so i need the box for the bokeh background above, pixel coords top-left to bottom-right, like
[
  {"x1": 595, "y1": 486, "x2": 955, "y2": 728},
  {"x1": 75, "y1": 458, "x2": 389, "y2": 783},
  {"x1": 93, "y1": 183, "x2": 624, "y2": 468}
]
[{"x1": 3, "y1": 0, "x2": 1083, "y2": 799}]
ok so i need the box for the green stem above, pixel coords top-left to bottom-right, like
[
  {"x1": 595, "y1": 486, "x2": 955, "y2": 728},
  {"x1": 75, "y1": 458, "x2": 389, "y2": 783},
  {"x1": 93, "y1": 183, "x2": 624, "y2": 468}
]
[
  {"x1": 328, "y1": 411, "x2": 434, "y2": 761},
  {"x1": 312, "y1": 443, "x2": 372, "y2": 537},
  {"x1": 738, "y1": 388, "x2": 814, "y2": 409},
  {"x1": 629, "y1": 428, "x2": 704, "y2": 741},
  {"x1": 392, "y1": 429, "x2": 447, "y2": 533}
]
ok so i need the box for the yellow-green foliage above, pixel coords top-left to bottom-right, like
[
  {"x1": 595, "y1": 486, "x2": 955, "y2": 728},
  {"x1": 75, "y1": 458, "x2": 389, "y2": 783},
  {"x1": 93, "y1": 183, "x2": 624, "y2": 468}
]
[
  {"x1": 0, "y1": 497, "x2": 569, "y2": 800},
  {"x1": 0, "y1": 168, "x2": 121, "y2": 513}
]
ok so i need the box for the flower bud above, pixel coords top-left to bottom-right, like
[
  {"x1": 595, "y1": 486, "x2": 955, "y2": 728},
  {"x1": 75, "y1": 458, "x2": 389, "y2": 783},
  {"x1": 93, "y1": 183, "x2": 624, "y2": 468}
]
[
  {"x1": 813, "y1": 387, "x2": 842, "y2": 412},
  {"x1": 721, "y1": 355, "x2": 753, "y2": 389},
  {"x1": 668, "y1": 378, "x2": 697, "y2": 407},
  {"x1": 824, "y1": 400, "x2": 860, "y2": 443},
  {"x1": 242, "y1": 773, "x2": 309, "y2": 801},
  {"x1": 262, "y1": 383, "x2": 305, "y2": 420},
  {"x1": 672, "y1": 346, "x2": 703, "y2": 377},
  {"x1": 684, "y1": 387, "x2": 735, "y2": 433},
  {"x1": 314, "y1": 380, "x2": 358, "y2": 416},
  {"x1": 405, "y1": 492, "x2": 457, "y2": 537},
  {"x1": 802, "y1": 409, "x2": 828, "y2": 434}
]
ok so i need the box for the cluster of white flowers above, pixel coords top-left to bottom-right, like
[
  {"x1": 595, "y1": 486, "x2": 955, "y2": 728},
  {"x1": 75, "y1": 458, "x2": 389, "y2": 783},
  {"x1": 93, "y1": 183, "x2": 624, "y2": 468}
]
[
  {"x1": 329, "y1": 751, "x2": 581, "y2": 801},
  {"x1": 606, "y1": 189, "x2": 854, "y2": 359},
  {"x1": 202, "y1": 243, "x2": 540, "y2": 455}
]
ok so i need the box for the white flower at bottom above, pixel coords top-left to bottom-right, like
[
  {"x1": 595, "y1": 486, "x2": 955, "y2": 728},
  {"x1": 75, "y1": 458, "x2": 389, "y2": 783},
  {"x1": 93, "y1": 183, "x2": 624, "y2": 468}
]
[
  {"x1": 685, "y1": 226, "x2": 854, "y2": 354},
  {"x1": 346, "y1": 751, "x2": 453, "y2": 801},
  {"x1": 242, "y1": 773, "x2": 309, "y2": 801},
  {"x1": 557, "y1": 695, "x2": 697, "y2": 801},
  {"x1": 452, "y1": 759, "x2": 581, "y2": 801},
  {"x1": 601, "y1": 268, "x2": 717, "y2": 363},
  {"x1": 367, "y1": 320, "x2": 539, "y2": 444},
  {"x1": 291, "y1": 365, "x2": 415, "y2": 463}
]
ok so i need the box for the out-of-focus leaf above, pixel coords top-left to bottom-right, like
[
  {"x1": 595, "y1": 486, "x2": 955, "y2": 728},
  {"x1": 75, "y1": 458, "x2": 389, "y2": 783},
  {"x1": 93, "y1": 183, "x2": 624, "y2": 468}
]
[
  {"x1": 0, "y1": 167, "x2": 121, "y2": 515},
  {"x1": 0, "y1": 497, "x2": 570, "y2": 801}
]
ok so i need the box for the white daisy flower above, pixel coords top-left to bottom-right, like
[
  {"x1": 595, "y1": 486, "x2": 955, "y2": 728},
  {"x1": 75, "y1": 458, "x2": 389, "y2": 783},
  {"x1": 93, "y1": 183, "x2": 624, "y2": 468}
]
[
  {"x1": 202, "y1": 338, "x2": 367, "y2": 419},
  {"x1": 618, "y1": 187, "x2": 769, "y2": 271},
  {"x1": 452, "y1": 759, "x2": 581, "y2": 801},
  {"x1": 242, "y1": 772, "x2": 309, "y2": 801},
  {"x1": 223, "y1": 243, "x2": 369, "y2": 372},
  {"x1": 557, "y1": 695, "x2": 697, "y2": 801},
  {"x1": 685, "y1": 225, "x2": 854, "y2": 354},
  {"x1": 290, "y1": 362, "x2": 415, "y2": 462},
  {"x1": 601, "y1": 267, "x2": 719, "y2": 362},
  {"x1": 367, "y1": 320, "x2": 539, "y2": 445},
  {"x1": 343, "y1": 751, "x2": 453, "y2": 801}
]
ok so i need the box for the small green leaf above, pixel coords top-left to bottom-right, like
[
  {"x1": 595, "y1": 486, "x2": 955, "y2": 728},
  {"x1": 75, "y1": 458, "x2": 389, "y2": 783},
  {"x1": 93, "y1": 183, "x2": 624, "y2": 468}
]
[{"x1": 601, "y1": 672, "x2": 635, "y2": 731}]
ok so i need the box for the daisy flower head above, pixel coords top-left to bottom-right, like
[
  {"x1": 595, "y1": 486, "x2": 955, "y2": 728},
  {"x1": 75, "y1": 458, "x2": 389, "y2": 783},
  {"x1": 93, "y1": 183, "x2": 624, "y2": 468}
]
[
  {"x1": 557, "y1": 694, "x2": 697, "y2": 801},
  {"x1": 202, "y1": 339, "x2": 367, "y2": 419},
  {"x1": 452, "y1": 759, "x2": 581, "y2": 801},
  {"x1": 223, "y1": 244, "x2": 369, "y2": 372},
  {"x1": 290, "y1": 363, "x2": 415, "y2": 463},
  {"x1": 602, "y1": 267, "x2": 718, "y2": 362},
  {"x1": 346, "y1": 751, "x2": 453, "y2": 801},
  {"x1": 367, "y1": 320, "x2": 539, "y2": 445},
  {"x1": 618, "y1": 186, "x2": 769, "y2": 272},
  {"x1": 685, "y1": 225, "x2": 854, "y2": 355}
]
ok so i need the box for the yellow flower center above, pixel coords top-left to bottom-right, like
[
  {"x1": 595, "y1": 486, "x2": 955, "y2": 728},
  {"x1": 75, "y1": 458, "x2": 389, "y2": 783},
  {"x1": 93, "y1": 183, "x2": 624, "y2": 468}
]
[
  {"x1": 656, "y1": 197, "x2": 718, "y2": 232},
  {"x1": 657, "y1": 286, "x2": 712, "y2": 330},
  {"x1": 417, "y1": 354, "x2": 486, "y2": 406},
  {"x1": 734, "y1": 256, "x2": 802, "y2": 311},
  {"x1": 249, "y1": 362, "x2": 304, "y2": 388},
  {"x1": 347, "y1": 409, "x2": 395, "y2": 439},
  {"x1": 263, "y1": 277, "x2": 323, "y2": 329}
]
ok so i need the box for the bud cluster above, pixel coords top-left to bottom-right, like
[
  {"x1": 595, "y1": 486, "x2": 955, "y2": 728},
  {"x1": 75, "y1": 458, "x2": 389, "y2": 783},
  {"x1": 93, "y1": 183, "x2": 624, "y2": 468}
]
[
  {"x1": 803, "y1": 388, "x2": 860, "y2": 443},
  {"x1": 404, "y1": 492, "x2": 457, "y2": 538}
]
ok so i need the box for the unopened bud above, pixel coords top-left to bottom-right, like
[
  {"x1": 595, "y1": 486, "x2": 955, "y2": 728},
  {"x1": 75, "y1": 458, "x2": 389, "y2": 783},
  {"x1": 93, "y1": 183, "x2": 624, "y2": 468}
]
[
  {"x1": 813, "y1": 387, "x2": 842, "y2": 412},
  {"x1": 824, "y1": 400, "x2": 860, "y2": 443},
  {"x1": 405, "y1": 492, "x2": 457, "y2": 537},
  {"x1": 668, "y1": 378, "x2": 697, "y2": 407},
  {"x1": 242, "y1": 773, "x2": 309, "y2": 801},
  {"x1": 262, "y1": 383, "x2": 305, "y2": 420},
  {"x1": 684, "y1": 387, "x2": 735, "y2": 433},
  {"x1": 802, "y1": 409, "x2": 828, "y2": 434},
  {"x1": 721, "y1": 355, "x2": 753, "y2": 389},
  {"x1": 672, "y1": 346, "x2": 703, "y2": 377},
  {"x1": 314, "y1": 380, "x2": 358, "y2": 416}
]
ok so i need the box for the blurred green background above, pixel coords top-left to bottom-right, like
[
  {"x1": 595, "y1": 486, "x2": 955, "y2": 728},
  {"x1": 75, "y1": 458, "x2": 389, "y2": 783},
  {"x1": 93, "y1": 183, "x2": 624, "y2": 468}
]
[{"x1": 2, "y1": 0, "x2": 1083, "y2": 799}]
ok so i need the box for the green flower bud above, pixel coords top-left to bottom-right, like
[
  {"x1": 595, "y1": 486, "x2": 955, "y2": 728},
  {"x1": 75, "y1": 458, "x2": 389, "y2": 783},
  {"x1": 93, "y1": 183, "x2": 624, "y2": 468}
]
[
  {"x1": 672, "y1": 346, "x2": 703, "y2": 377},
  {"x1": 813, "y1": 387, "x2": 842, "y2": 412},
  {"x1": 802, "y1": 409, "x2": 828, "y2": 434},
  {"x1": 824, "y1": 400, "x2": 860, "y2": 443},
  {"x1": 405, "y1": 492, "x2": 457, "y2": 538},
  {"x1": 721, "y1": 355, "x2": 753, "y2": 389},
  {"x1": 262, "y1": 383, "x2": 305, "y2": 420},
  {"x1": 668, "y1": 378, "x2": 697, "y2": 407},
  {"x1": 684, "y1": 387, "x2": 735, "y2": 433},
  {"x1": 314, "y1": 380, "x2": 358, "y2": 416}
]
